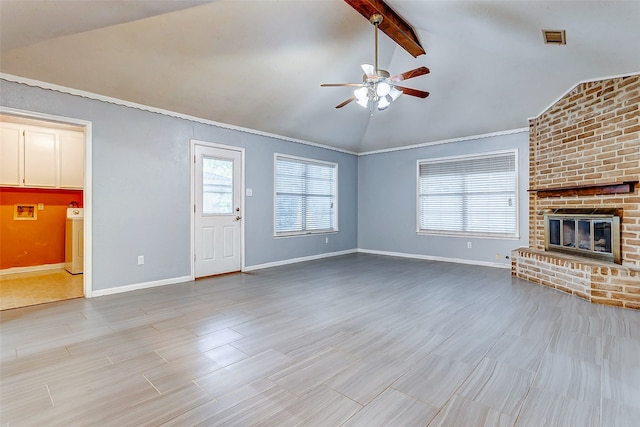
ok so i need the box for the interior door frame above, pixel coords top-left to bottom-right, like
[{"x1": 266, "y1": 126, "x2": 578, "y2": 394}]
[
  {"x1": 190, "y1": 139, "x2": 245, "y2": 280},
  {"x1": 1, "y1": 106, "x2": 93, "y2": 298}
]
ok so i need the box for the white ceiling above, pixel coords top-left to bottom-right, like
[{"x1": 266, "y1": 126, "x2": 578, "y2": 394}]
[{"x1": 1, "y1": 0, "x2": 639, "y2": 153}]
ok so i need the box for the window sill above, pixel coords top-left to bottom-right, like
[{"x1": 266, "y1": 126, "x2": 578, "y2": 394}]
[
  {"x1": 417, "y1": 230, "x2": 520, "y2": 240},
  {"x1": 274, "y1": 230, "x2": 339, "y2": 239}
]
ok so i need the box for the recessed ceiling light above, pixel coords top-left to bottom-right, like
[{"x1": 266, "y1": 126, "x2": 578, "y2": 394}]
[{"x1": 542, "y1": 29, "x2": 566, "y2": 45}]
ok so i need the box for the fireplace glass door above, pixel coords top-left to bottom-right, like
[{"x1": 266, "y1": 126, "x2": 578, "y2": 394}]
[
  {"x1": 577, "y1": 220, "x2": 591, "y2": 250},
  {"x1": 562, "y1": 220, "x2": 575, "y2": 247},
  {"x1": 544, "y1": 213, "x2": 619, "y2": 263},
  {"x1": 593, "y1": 220, "x2": 612, "y2": 253}
]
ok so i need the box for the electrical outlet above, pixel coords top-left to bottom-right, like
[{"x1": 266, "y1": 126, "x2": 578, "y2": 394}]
[
  {"x1": 495, "y1": 253, "x2": 501, "y2": 260},
  {"x1": 137, "y1": 255, "x2": 144, "y2": 265},
  {"x1": 38, "y1": 203, "x2": 44, "y2": 210},
  {"x1": 467, "y1": 242, "x2": 472, "y2": 249}
]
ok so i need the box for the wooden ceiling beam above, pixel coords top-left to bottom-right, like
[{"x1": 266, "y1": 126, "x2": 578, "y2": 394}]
[{"x1": 344, "y1": 0, "x2": 425, "y2": 57}]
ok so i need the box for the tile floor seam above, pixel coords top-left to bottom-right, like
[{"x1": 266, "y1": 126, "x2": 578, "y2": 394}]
[
  {"x1": 143, "y1": 374, "x2": 163, "y2": 395},
  {"x1": 444, "y1": 315, "x2": 514, "y2": 411},
  {"x1": 45, "y1": 384, "x2": 55, "y2": 408},
  {"x1": 512, "y1": 319, "x2": 559, "y2": 426},
  {"x1": 599, "y1": 326, "x2": 605, "y2": 427},
  {"x1": 191, "y1": 379, "x2": 216, "y2": 398},
  {"x1": 322, "y1": 378, "x2": 380, "y2": 407}
]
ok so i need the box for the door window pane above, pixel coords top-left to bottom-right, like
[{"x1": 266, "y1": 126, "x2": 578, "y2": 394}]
[{"x1": 203, "y1": 157, "x2": 233, "y2": 214}]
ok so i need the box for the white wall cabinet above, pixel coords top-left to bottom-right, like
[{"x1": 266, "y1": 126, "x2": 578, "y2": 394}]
[
  {"x1": 0, "y1": 125, "x2": 21, "y2": 185},
  {"x1": 59, "y1": 130, "x2": 85, "y2": 188},
  {"x1": 24, "y1": 129, "x2": 57, "y2": 187},
  {"x1": 0, "y1": 122, "x2": 84, "y2": 189}
]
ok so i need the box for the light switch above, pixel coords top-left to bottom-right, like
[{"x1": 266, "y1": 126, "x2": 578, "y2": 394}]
[{"x1": 246, "y1": 188, "x2": 253, "y2": 197}]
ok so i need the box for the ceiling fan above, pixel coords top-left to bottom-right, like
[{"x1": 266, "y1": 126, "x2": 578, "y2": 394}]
[{"x1": 321, "y1": 13, "x2": 429, "y2": 112}]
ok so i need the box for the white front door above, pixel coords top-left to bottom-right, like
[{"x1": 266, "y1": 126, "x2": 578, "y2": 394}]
[{"x1": 194, "y1": 143, "x2": 242, "y2": 278}]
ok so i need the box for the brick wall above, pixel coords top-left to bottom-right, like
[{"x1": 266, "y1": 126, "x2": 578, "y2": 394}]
[{"x1": 513, "y1": 74, "x2": 640, "y2": 309}]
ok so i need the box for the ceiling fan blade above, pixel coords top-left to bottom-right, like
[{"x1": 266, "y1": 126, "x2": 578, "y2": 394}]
[
  {"x1": 361, "y1": 64, "x2": 376, "y2": 79},
  {"x1": 390, "y1": 66, "x2": 430, "y2": 83},
  {"x1": 336, "y1": 96, "x2": 356, "y2": 108},
  {"x1": 394, "y1": 86, "x2": 430, "y2": 98},
  {"x1": 321, "y1": 83, "x2": 363, "y2": 87}
]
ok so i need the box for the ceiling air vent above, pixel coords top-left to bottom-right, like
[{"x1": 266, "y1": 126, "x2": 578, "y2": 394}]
[{"x1": 542, "y1": 29, "x2": 566, "y2": 45}]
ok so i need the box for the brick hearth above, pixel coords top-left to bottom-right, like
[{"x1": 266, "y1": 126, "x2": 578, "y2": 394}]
[{"x1": 512, "y1": 74, "x2": 640, "y2": 309}]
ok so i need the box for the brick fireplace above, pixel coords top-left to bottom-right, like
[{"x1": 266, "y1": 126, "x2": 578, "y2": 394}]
[{"x1": 512, "y1": 74, "x2": 640, "y2": 310}]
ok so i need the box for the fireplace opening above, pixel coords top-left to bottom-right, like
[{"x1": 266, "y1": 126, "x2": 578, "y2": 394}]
[{"x1": 544, "y1": 209, "x2": 621, "y2": 263}]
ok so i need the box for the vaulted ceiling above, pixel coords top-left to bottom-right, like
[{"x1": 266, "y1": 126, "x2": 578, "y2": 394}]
[{"x1": 1, "y1": 1, "x2": 639, "y2": 153}]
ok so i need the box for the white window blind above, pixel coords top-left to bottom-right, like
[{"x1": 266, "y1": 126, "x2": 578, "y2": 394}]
[
  {"x1": 418, "y1": 151, "x2": 517, "y2": 237},
  {"x1": 275, "y1": 155, "x2": 337, "y2": 235}
]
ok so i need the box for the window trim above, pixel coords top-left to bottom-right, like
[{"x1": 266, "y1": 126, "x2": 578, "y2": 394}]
[
  {"x1": 273, "y1": 153, "x2": 339, "y2": 237},
  {"x1": 415, "y1": 149, "x2": 519, "y2": 239}
]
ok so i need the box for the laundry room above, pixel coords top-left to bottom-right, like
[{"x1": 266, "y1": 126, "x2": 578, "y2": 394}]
[{"x1": 0, "y1": 114, "x2": 85, "y2": 310}]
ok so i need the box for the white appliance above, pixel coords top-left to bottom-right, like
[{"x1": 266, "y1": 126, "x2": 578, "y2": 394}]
[{"x1": 65, "y1": 208, "x2": 84, "y2": 274}]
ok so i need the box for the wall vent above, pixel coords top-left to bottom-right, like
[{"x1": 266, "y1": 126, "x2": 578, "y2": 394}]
[{"x1": 542, "y1": 29, "x2": 566, "y2": 45}]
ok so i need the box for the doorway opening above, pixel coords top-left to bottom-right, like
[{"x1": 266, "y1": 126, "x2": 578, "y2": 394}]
[{"x1": 0, "y1": 109, "x2": 92, "y2": 309}]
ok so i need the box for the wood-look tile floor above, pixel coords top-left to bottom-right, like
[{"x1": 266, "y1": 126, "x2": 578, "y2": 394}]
[
  {"x1": 1, "y1": 254, "x2": 638, "y2": 426},
  {"x1": 0, "y1": 269, "x2": 83, "y2": 311}
]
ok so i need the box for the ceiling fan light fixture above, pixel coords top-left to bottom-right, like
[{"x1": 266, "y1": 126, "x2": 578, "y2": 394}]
[
  {"x1": 361, "y1": 63, "x2": 375, "y2": 77},
  {"x1": 354, "y1": 87, "x2": 369, "y2": 101},
  {"x1": 389, "y1": 86, "x2": 403, "y2": 101},
  {"x1": 356, "y1": 97, "x2": 369, "y2": 108},
  {"x1": 377, "y1": 97, "x2": 390, "y2": 110},
  {"x1": 376, "y1": 81, "x2": 391, "y2": 96}
]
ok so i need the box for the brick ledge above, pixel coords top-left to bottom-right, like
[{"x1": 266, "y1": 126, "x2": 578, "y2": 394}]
[
  {"x1": 515, "y1": 248, "x2": 623, "y2": 268},
  {"x1": 512, "y1": 247, "x2": 640, "y2": 310}
]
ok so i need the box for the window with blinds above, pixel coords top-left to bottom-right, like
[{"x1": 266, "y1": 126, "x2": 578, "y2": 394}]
[
  {"x1": 274, "y1": 154, "x2": 337, "y2": 236},
  {"x1": 417, "y1": 150, "x2": 518, "y2": 237}
]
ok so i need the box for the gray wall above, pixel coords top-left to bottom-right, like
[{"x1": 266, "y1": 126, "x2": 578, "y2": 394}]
[
  {"x1": 357, "y1": 132, "x2": 529, "y2": 267},
  {"x1": 1, "y1": 79, "x2": 358, "y2": 291}
]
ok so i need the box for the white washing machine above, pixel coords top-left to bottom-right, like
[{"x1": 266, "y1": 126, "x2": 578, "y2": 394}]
[{"x1": 65, "y1": 208, "x2": 84, "y2": 274}]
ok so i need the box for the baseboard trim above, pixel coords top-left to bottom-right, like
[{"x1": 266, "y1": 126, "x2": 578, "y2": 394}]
[
  {"x1": 0, "y1": 263, "x2": 66, "y2": 276},
  {"x1": 357, "y1": 248, "x2": 511, "y2": 269},
  {"x1": 243, "y1": 249, "x2": 358, "y2": 272},
  {"x1": 91, "y1": 275, "x2": 192, "y2": 297}
]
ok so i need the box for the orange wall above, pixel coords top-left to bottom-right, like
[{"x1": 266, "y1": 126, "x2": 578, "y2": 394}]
[{"x1": 0, "y1": 187, "x2": 83, "y2": 270}]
